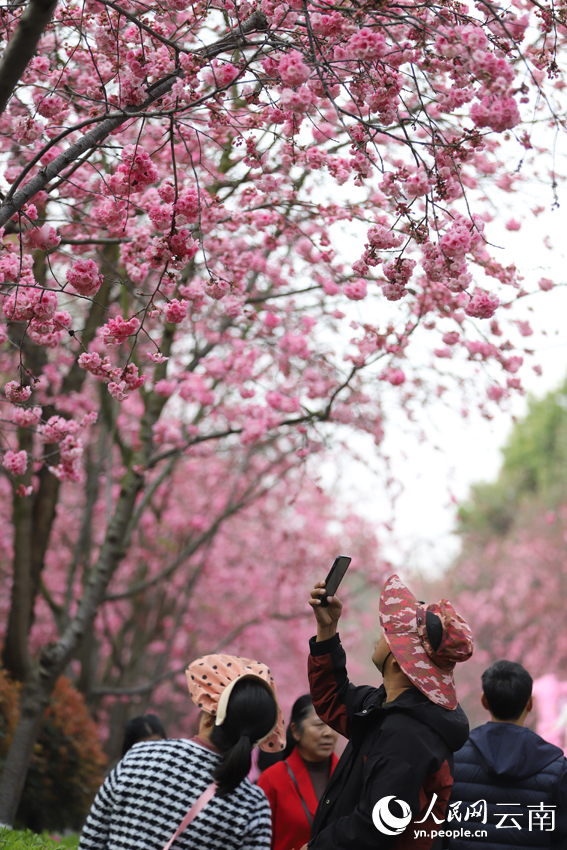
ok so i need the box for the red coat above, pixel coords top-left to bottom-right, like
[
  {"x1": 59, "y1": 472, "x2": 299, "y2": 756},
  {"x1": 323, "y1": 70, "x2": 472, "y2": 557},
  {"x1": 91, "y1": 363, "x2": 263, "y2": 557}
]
[{"x1": 257, "y1": 747, "x2": 338, "y2": 850}]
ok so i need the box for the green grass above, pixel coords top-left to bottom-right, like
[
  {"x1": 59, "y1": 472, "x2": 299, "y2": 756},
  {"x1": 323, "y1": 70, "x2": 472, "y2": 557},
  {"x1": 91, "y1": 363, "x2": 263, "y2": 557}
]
[{"x1": 0, "y1": 829, "x2": 80, "y2": 850}]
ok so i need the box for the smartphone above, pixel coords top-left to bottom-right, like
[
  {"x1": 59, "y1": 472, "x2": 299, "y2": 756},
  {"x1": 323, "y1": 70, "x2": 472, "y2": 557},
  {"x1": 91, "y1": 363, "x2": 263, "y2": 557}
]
[{"x1": 319, "y1": 555, "x2": 351, "y2": 606}]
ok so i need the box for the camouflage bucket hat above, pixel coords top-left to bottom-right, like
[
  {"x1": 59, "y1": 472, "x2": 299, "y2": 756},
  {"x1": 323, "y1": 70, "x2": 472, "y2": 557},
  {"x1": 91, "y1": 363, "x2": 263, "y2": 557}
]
[{"x1": 379, "y1": 574, "x2": 474, "y2": 710}]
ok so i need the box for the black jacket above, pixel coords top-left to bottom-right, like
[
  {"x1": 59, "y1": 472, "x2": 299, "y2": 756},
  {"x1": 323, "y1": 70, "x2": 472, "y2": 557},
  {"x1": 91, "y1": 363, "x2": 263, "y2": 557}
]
[
  {"x1": 308, "y1": 633, "x2": 470, "y2": 850},
  {"x1": 447, "y1": 722, "x2": 567, "y2": 849}
]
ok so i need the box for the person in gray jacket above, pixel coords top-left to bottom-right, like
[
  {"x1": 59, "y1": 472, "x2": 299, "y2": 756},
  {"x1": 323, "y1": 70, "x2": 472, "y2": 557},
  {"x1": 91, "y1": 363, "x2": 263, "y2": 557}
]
[{"x1": 447, "y1": 660, "x2": 567, "y2": 849}]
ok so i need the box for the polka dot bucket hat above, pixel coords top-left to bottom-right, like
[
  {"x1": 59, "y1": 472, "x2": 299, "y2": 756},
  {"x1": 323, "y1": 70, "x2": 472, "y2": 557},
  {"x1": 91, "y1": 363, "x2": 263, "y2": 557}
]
[{"x1": 186, "y1": 654, "x2": 286, "y2": 752}]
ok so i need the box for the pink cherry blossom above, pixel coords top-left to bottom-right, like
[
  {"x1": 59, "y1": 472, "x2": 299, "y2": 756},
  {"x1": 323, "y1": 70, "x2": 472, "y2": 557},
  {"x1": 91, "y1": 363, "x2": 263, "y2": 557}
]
[
  {"x1": 66, "y1": 259, "x2": 103, "y2": 297},
  {"x1": 344, "y1": 279, "x2": 367, "y2": 300},
  {"x1": 100, "y1": 316, "x2": 141, "y2": 346},
  {"x1": 165, "y1": 299, "x2": 189, "y2": 323},
  {"x1": 2, "y1": 450, "x2": 28, "y2": 476},
  {"x1": 347, "y1": 28, "x2": 386, "y2": 59},
  {"x1": 0, "y1": 0, "x2": 560, "y2": 810},
  {"x1": 465, "y1": 289, "x2": 500, "y2": 320},
  {"x1": 381, "y1": 367, "x2": 406, "y2": 386},
  {"x1": 487, "y1": 384, "x2": 505, "y2": 401},
  {"x1": 470, "y1": 95, "x2": 521, "y2": 132},
  {"x1": 278, "y1": 50, "x2": 310, "y2": 87},
  {"x1": 4, "y1": 382, "x2": 31, "y2": 403}
]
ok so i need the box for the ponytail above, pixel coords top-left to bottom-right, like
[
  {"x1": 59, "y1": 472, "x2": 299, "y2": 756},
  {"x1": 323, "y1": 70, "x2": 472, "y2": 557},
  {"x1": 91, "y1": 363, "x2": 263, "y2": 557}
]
[
  {"x1": 210, "y1": 679, "x2": 277, "y2": 796},
  {"x1": 213, "y1": 734, "x2": 253, "y2": 795}
]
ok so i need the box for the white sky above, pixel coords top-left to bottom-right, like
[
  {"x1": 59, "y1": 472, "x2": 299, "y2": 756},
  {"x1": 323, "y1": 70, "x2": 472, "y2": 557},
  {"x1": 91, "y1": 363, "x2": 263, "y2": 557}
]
[{"x1": 318, "y1": 196, "x2": 567, "y2": 577}]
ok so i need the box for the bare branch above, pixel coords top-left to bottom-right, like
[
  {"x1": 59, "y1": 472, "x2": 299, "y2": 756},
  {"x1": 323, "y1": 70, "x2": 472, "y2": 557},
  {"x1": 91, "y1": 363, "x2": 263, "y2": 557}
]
[
  {"x1": 0, "y1": 0, "x2": 58, "y2": 117},
  {"x1": 89, "y1": 611, "x2": 308, "y2": 696},
  {"x1": 0, "y1": 10, "x2": 269, "y2": 228}
]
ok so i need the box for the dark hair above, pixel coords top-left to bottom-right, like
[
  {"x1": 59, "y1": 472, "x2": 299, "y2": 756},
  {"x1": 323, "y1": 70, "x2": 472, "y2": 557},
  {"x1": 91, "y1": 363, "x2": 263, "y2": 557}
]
[
  {"x1": 122, "y1": 714, "x2": 167, "y2": 756},
  {"x1": 257, "y1": 695, "x2": 314, "y2": 771},
  {"x1": 284, "y1": 694, "x2": 314, "y2": 756},
  {"x1": 210, "y1": 678, "x2": 278, "y2": 796},
  {"x1": 482, "y1": 660, "x2": 533, "y2": 721}
]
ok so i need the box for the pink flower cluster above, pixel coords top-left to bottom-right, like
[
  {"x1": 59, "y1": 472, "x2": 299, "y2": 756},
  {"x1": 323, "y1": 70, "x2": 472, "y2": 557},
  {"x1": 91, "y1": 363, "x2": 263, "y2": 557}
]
[
  {"x1": 2, "y1": 284, "x2": 72, "y2": 347},
  {"x1": 487, "y1": 384, "x2": 505, "y2": 401},
  {"x1": 164, "y1": 299, "x2": 189, "y2": 323},
  {"x1": 366, "y1": 221, "x2": 404, "y2": 252},
  {"x1": 202, "y1": 60, "x2": 239, "y2": 88},
  {"x1": 31, "y1": 412, "x2": 95, "y2": 481},
  {"x1": 49, "y1": 435, "x2": 83, "y2": 482},
  {"x1": 280, "y1": 87, "x2": 312, "y2": 112},
  {"x1": 28, "y1": 309, "x2": 72, "y2": 348},
  {"x1": 344, "y1": 279, "x2": 367, "y2": 300},
  {"x1": 92, "y1": 198, "x2": 126, "y2": 233},
  {"x1": 3, "y1": 450, "x2": 28, "y2": 476},
  {"x1": 78, "y1": 352, "x2": 145, "y2": 401},
  {"x1": 347, "y1": 28, "x2": 387, "y2": 60},
  {"x1": 0, "y1": 252, "x2": 30, "y2": 283},
  {"x1": 465, "y1": 288, "x2": 500, "y2": 319},
  {"x1": 12, "y1": 406, "x2": 42, "y2": 427},
  {"x1": 381, "y1": 367, "x2": 406, "y2": 386},
  {"x1": 405, "y1": 166, "x2": 432, "y2": 199},
  {"x1": 169, "y1": 230, "x2": 198, "y2": 263},
  {"x1": 100, "y1": 315, "x2": 141, "y2": 346},
  {"x1": 178, "y1": 373, "x2": 215, "y2": 406},
  {"x1": 175, "y1": 189, "x2": 200, "y2": 223},
  {"x1": 470, "y1": 96, "x2": 521, "y2": 133},
  {"x1": 310, "y1": 10, "x2": 347, "y2": 36},
  {"x1": 108, "y1": 364, "x2": 146, "y2": 401},
  {"x1": 440, "y1": 220, "x2": 477, "y2": 258},
  {"x1": 66, "y1": 259, "x2": 103, "y2": 297},
  {"x1": 3, "y1": 286, "x2": 57, "y2": 322},
  {"x1": 266, "y1": 391, "x2": 300, "y2": 413},
  {"x1": 278, "y1": 50, "x2": 310, "y2": 87},
  {"x1": 12, "y1": 116, "x2": 44, "y2": 146},
  {"x1": 4, "y1": 382, "x2": 32, "y2": 403},
  {"x1": 109, "y1": 145, "x2": 158, "y2": 194}
]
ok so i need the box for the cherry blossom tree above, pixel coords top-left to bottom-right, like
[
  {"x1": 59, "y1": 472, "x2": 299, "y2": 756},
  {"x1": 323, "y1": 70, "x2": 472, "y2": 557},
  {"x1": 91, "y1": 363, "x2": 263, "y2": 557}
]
[
  {"x1": 533, "y1": 675, "x2": 567, "y2": 752},
  {"x1": 440, "y1": 380, "x2": 567, "y2": 729},
  {"x1": 441, "y1": 503, "x2": 567, "y2": 733},
  {"x1": 0, "y1": 0, "x2": 566, "y2": 822},
  {"x1": 0, "y1": 437, "x2": 384, "y2": 764}
]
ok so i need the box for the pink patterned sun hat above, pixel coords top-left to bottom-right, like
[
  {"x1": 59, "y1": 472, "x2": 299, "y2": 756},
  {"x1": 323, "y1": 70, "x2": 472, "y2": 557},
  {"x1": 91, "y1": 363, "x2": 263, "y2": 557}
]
[
  {"x1": 379, "y1": 574, "x2": 474, "y2": 710},
  {"x1": 186, "y1": 654, "x2": 286, "y2": 753}
]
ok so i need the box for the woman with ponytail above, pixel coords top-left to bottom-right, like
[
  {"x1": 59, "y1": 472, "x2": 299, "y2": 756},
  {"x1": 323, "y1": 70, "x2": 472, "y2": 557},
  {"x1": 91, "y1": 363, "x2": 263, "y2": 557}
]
[
  {"x1": 80, "y1": 655, "x2": 285, "y2": 850},
  {"x1": 257, "y1": 694, "x2": 339, "y2": 850}
]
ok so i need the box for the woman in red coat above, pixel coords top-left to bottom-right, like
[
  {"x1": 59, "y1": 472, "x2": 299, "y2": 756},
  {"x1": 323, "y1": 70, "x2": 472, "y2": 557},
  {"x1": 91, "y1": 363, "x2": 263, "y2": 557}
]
[{"x1": 257, "y1": 694, "x2": 339, "y2": 850}]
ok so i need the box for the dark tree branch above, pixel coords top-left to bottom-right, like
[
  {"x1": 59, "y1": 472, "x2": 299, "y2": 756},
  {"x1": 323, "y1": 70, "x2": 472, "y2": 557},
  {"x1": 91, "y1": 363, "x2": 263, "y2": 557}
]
[
  {"x1": 89, "y1": 611, "x2": 309, "y2": 697},
  {"x1": 0, "y1": 0, "x2": 58, "y2": 117},
  {"x1": 0, "y1": 10, "x2": 269, "y2": 228}
]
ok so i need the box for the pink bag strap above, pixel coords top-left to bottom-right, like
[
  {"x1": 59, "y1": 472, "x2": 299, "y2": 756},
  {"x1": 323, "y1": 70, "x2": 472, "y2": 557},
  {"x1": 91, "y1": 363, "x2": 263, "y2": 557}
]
[{"x1": 161, "y1": 781, "x2": 218, "y2": 850}]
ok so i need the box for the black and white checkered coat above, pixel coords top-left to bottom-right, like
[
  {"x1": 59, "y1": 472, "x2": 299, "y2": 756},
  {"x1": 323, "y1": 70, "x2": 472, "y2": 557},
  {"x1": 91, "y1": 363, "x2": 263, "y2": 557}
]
[{"x1": 79, "y1": 739, "x2": 272, "y2": 850}]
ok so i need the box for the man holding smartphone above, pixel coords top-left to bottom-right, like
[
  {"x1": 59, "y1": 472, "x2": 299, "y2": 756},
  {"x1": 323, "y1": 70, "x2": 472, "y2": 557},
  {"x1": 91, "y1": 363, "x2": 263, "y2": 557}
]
[{"x1": 305, "y1": 573, "x2": 474, "y2": 850}]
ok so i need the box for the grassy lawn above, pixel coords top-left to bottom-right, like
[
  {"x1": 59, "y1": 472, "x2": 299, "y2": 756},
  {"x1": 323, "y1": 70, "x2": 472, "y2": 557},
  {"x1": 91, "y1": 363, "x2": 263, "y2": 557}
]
[{"x1": 0, "y1": 829, "x2": 80, "y2": 849}]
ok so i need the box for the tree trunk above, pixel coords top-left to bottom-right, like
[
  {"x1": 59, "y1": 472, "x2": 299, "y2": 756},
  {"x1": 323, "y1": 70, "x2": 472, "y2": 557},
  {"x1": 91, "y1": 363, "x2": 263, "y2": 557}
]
[
  {"x1": 0, "y1": 327, "x2": 175, "y2": 823},
  {"x1": 0, "y1": 466, "x2": 145, "y2": 823},
  {"x1": 2, "y1": 449, "x2": 34, "y2": 682},
  {"x1": 0, "y1": 676, "x2": 52, "y2": 825},
  {"x1": 0, "y1": 0, "x2": 59, "y2": 117}
]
